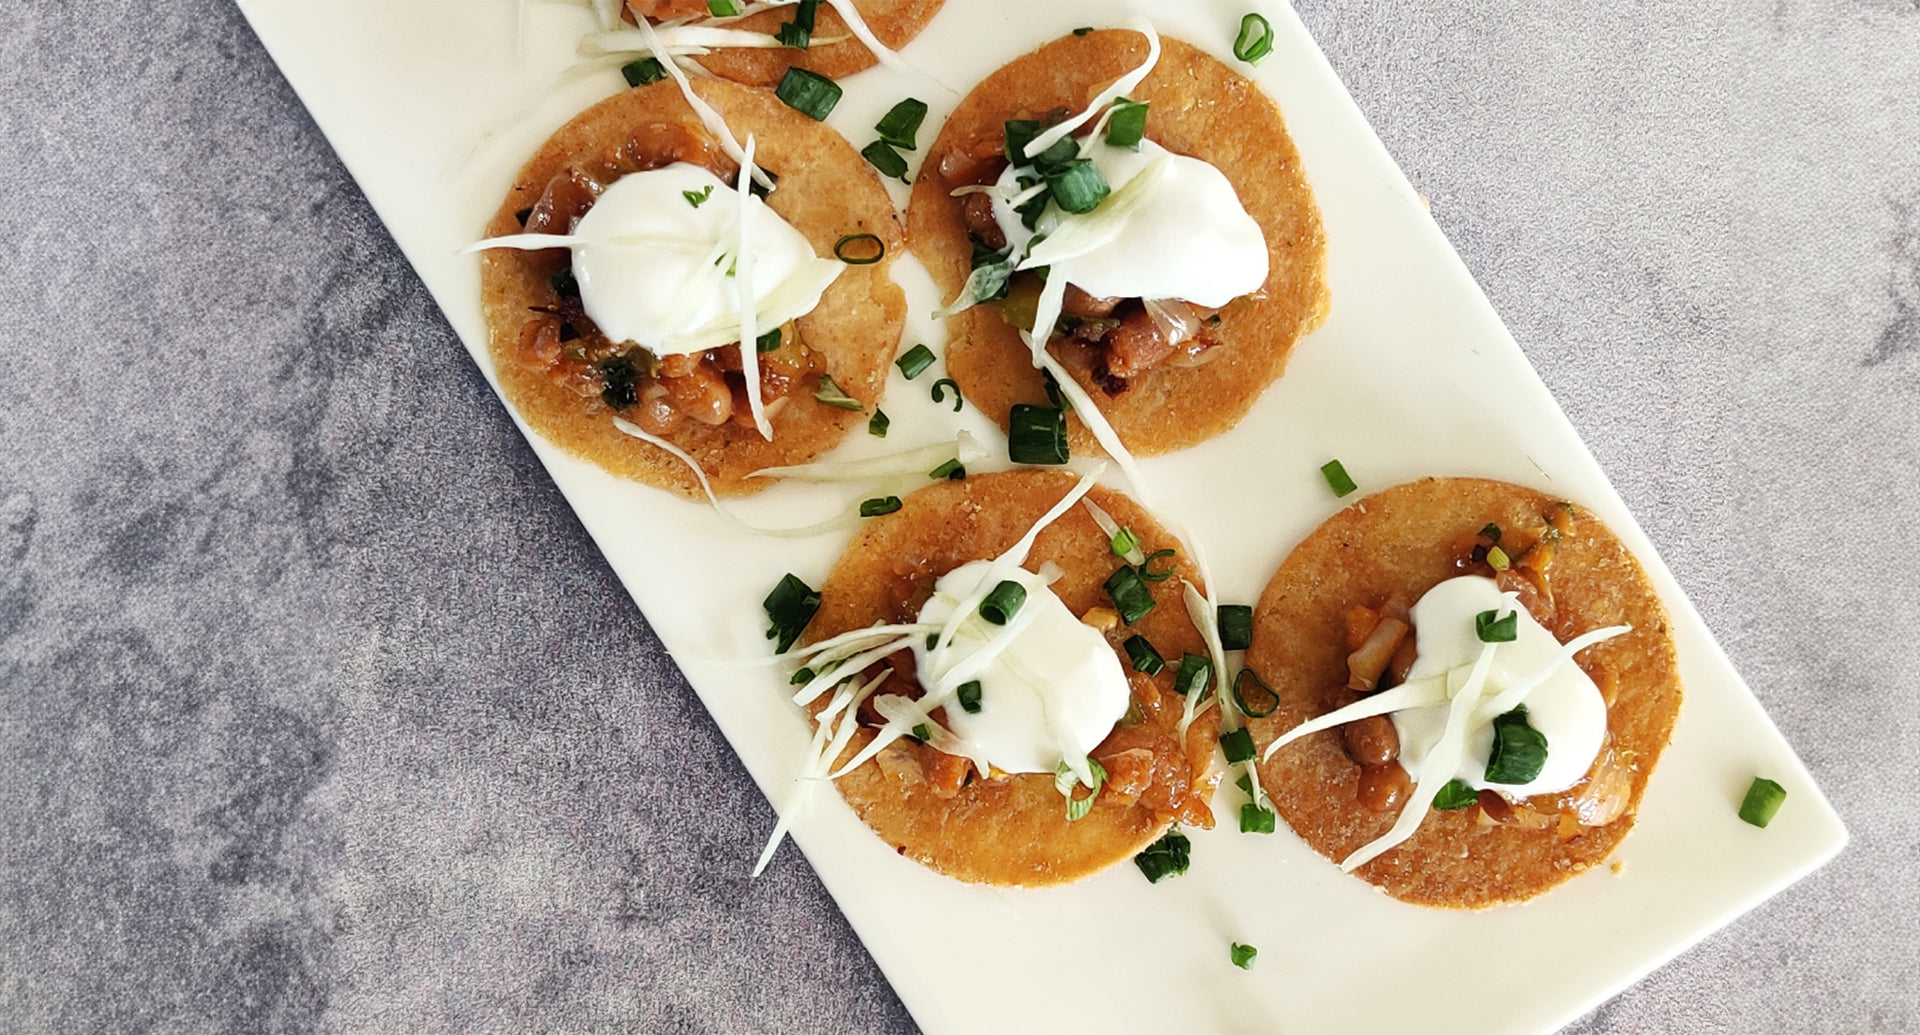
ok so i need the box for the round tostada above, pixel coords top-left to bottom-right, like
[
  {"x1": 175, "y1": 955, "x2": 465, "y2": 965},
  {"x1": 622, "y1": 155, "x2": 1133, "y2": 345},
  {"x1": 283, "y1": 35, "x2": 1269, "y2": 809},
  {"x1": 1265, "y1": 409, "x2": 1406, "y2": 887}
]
[
  {"x1": 906, "y1": 27, "x2": 1329, "y2": 459},
  {"x1": 478, "y1": 78, "x2": 906, "y2": 498},
  {"x1": 792, "y1": 469, "x2": 1221, "y2": 886},
  {"x1": 618, "y1": 0, "x2": 949, "y2": 87},
  {"x1": 1244, "y1": 477, "x2": 1682, "y2": 908}
]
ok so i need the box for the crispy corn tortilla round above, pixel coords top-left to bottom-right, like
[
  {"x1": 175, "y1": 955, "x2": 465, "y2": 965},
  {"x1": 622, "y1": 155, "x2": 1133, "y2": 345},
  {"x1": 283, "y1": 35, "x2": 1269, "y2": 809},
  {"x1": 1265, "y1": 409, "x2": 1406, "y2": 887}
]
[
  {"x1": 1245, "y1": 478, "x2": 1682, "y2": 908},
  {"x1": 906, "y1": 30, "x2": 1330, "y2": 458},
  {"x1": 692, "y1": 0, "x2": 947, "y2": 87},
  {"x1": 481, "y1": 79, "x2": 905, "y2": 498},
  {"x1": 809, "y1": 470, "x2": 1219, "y2": 887}
]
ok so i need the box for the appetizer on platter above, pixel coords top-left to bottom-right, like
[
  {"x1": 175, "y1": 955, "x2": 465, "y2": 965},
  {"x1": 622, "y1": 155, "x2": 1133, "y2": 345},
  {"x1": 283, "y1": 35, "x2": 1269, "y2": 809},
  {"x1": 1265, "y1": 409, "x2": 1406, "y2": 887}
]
[
  {"x1": 907, "y1": 26, "x2": 1329, "y2": 461},
  {"x1": 1246, "y1": 478, "x2": 1682, "y2": 907},
  {"x1": 590, "y1": 0, "x2": 946, "y2": 87},
  {"x1": 782, "y1": 470, "x2": 1221, "y2": 886},
  {"x1": 477, "y1": 78, "x2": 906, "y2": 497}
]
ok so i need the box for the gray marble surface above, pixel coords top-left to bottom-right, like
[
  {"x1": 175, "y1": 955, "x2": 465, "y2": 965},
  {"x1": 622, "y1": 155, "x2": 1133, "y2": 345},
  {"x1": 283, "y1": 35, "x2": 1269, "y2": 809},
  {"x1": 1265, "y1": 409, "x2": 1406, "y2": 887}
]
[{"x1": 2, "y1": 0, "x2": 1916, "y2": 1032}]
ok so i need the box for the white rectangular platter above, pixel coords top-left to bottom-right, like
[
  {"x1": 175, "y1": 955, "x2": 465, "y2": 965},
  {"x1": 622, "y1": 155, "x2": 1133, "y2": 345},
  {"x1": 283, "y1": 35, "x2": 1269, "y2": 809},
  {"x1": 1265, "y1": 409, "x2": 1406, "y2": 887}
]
[{"x1": 235, "y1": 1, "x2": 1848, "y2": 1031}]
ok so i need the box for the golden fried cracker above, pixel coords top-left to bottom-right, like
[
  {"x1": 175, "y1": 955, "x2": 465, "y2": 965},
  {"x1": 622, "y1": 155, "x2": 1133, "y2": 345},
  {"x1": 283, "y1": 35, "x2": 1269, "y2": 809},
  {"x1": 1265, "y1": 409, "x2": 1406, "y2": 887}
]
[
  {"x1": 1245, "y1": 478, "x2": 1682, "y2": 907},
  {"x1": 693, "y1": 0, "x2": 947, "y2": 86},
  {"x1": 481, "y1": 79, "x2": 904, "y2": 497},
  {"x1": 811, "y1": 470, "x2": 1220, "y2": 886},
  {"x1": 906, "y1": 31, "x2": 1329, "y2": 458}
]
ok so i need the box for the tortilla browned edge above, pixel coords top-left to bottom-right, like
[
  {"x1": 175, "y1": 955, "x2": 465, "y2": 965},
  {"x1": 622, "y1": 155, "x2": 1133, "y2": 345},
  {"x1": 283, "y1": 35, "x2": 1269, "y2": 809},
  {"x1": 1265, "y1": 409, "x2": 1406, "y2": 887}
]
[
  {"x1": 807, "y1": 470, "x2": 1220, "y2": 887},
  {"x1": 480, "y1": 79, "x2": 905, "y2": 499},
  {"x1": 693, "y1": 0, "x2": 948, "y2": 86},
  {"x1": 905, "y1": 30, "x2": 1330, "y2": 458},
  {"x1": 1244, "y1": 478, "x2": 1682, "y2": 908}
]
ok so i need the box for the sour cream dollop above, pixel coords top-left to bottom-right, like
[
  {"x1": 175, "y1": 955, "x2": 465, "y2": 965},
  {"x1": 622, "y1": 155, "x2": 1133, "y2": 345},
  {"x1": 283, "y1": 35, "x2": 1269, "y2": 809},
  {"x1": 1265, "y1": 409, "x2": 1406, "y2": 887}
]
[
  {"x1": 1393, "y1": 576, "x2": 1609, "y2": 797},
  {"x1": 568, "y1": 163, "x2": 842, "y2": 356},
  {"x1": 910, "y1": 561, "x2": 1130, "y2": 775},
  {"x1": 989, "y1": 139, "x2": 1268, "y2": 308}
]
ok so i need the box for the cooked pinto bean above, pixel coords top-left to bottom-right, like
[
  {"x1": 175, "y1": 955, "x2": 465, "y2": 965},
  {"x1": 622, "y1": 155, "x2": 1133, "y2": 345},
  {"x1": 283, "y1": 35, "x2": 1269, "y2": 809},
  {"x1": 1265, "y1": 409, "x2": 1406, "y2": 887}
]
[
  {"x1": 1062, "y1": 285, "x2": 1122, "y2": 318},
  {"x1": 1347, "y1": 616, "x2": 1410, "y2": 691},
  {"x1": 961, "y1": 192, "x2": 1006, "y2": 251},
  {"x1": 937, "y1": 137, "x2": 1006, "y2": 189},
  {"x1": 1103, "y1": 307, "x2": 1178, "y2": 379},
  {"x1": 519, "y1": 318, "x2": 564, "y2": 367},
  {"x1": 633, "y1": 383, "x2": 678, "y2": 434},
  {"x1": 1342, "y1": 715, "x2": 1399, "y2": 768},
  {"x1": 661, "y1": 362, "x2": 733, "y2": 425},
  {"x1": 1557, "y1": 735, "x2": 1632, "y2": 828},
  {"x1": 1356, "y1": 764, "x2": 1411, "y2": 812},
  {"x1": 919, "y1": 743, "x2": 971, "y2": 800},
  {"x1": 1095, "y1": 747, "x2": 1155, "y2": 807}
]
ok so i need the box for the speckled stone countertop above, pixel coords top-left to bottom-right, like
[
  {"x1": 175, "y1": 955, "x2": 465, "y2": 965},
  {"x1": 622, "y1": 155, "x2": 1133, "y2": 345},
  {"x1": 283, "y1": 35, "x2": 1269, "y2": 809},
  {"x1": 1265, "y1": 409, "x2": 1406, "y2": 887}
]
[{"x1": 2, "y1": 1, "x2": 1916, "y2": 1032}]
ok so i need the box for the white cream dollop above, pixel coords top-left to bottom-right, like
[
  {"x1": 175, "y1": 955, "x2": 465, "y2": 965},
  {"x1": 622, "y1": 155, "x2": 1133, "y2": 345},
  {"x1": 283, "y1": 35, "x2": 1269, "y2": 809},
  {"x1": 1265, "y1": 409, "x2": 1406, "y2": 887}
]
[
  {"x1": 990, "y1": 138, "x2": 1267, "y2": 309},
  {"x1": 1392, "y1": 576, "x2": 1609, "y2": 798},
  {"x1": 910, "y1": 560, "x2": 1130, "y2": 776},
  {"x1": 569, "y1": 163, "x2": 842, "y2": 356}
]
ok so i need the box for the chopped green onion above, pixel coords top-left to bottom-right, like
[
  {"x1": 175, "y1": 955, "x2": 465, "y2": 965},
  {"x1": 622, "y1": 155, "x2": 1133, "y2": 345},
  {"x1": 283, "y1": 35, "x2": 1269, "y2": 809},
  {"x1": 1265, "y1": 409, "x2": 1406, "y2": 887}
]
[
  {"x1": 867, "y1": 409, "x2": 889, "y2": 437},
  {"x1": 1432, "y1": 779, "x2": 1479, "y2": 810},
  {"x1": 1072, "y1": 25, "x2": 1094, "y2": 36},
  {"x1": 1483, "y1": 706, "x2": 1548, "y2": 785},
  {"x1": 706, "y1": 0, "x2": 740, "y2": 14},
  {"x1": 596, "y1": 355, "x2": 640, "y2": 410},
  {"x1": 859, "y1": 496, "x2": 902, "y2": 518},
  {"x1": 755, "y1": 327, "x2": 783, "y2": 353},
  {"x1": 929, "y1": 458, "x2": 966, "y2": 481},
  {"x1": 790, "y1": 0, "x2": 819, "y2": 31},
  {"x1": 924, "y1": 633, "x2": 939, "y2": 651},
  {"x1": 833, "y1": 233, "x2": 885, "y2": 265},
  {"x1": 1104, "y1": 565, "x2": 1156, "y2": 624},
  {"x1": 932, "y1": 378, "x2": 964, "y2": 411},
  {"x1": 1233, "y1": 667, "x2": 1278, "y2": 718},
  {"x1": 895, "y1": 344, "x2": 936, "y2": 379},
  {"x1": 957, "y1": 680, "x2": 983, "y2": 714},
  {"x1": 1105, "y1": 98, "x2": 1149, "y2": 150},
  {"x1": 1040, "y1": 369, "x2": 1075, "y2": 413},
  {"x1": 1002, "y1": 119, "x2": 1040, "y2": 163},
  {"x1": 1219, "y1": 728, "x2": 1256, "y2": 764},
  {"x1": 683, "y1": 184, "x2": 714, "y2": 207},
  {"x1": 1047, "y1": 159, "x2": 1111, "y2": 214},
  {"x1": 1320, "y1": 458, "x2": 1357, "y2": 497},
  {"x1": 1475, "y1": 608, "x2": 1518, "y2": 643},
  {"x1": 1486, "y1": 545, "x2": 1511, "y2": 571},
  {"x1": 1233, "y1": 13, "x2": 1275, "y2": 65},
  {"x1": 789, "y1": 666, "x2": 815, "y2": 685},
  {"x1": 763, "y1": 573, "x2": 821, "y2": 653},
  {"x1": 1110, "y1": 526, "x2": 1140, "y2": 559},
  {"x1": 942, "y1": 258, "x2": 1013, "y2": 314},
  {"x1": 978, "y1": 580, "x2": 1027, "y2": 625},
  {"x1": 1239, "y1": 802, "x2": 1275, "y2": 834},
  {"x1": 775, "y1": 67, "x2": 842, "y2": 120},
  {"x1": 1217, "y1": 604, "x2": 1253, "y2": 651},
  {"x1": 1739, "y1": 777, "x2": 1787, "y2": 828},
  {"x1": 1480, "y1": 522, "x2": 1503, "y2": 544},
  {"x1": 1123, "y1": 635, "x2": 1165, "y2": 675},
  {"x1": 1062, "y1": 758, "x2": 1108, "y2": 821},
  {"x1": 1007, "y1": 404, "x2": 1069, "y2": 465},
  {"x1": 861, "y1": 140, "x2": 909, "y2": 181},
  {"x1": 1174, "y1": 653, "x2": 1212, "y2": 699},
  {"x1": 1235, "y1": 772, "x2": 1254, "y2": 798},
  {"x1": 813, "y1": 374, "x2": 864, "y2": 412},
  {"x1": 875, "y1": 97, "x2": 928, "y2": 150},
  {"x1": 1138, "y1": 549, "x2": 1177, "y2": 583},
  {"x1": 775, "y1": 19, "x2": 810, "y2": 48},
  {"x1": 912, "y1": 723, "x2": 931, "y2": 742},
  {"x1": 621, "y1": 57, "x2": 666, "y2": 87},
  {"x1": 1230, "y1": 943, "x2": 1258, "y2": 970},
  {"x1": 1132, "y1": 828, "x2": 1190, "y2": 883}
]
